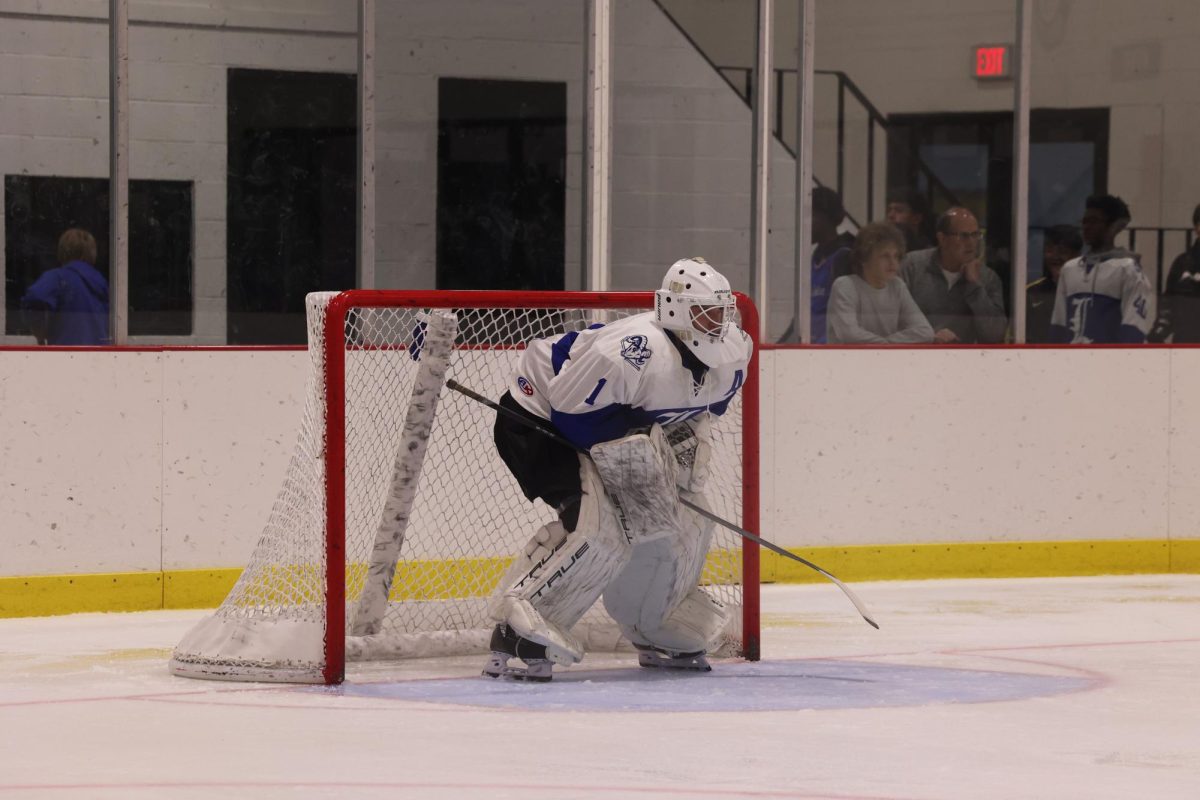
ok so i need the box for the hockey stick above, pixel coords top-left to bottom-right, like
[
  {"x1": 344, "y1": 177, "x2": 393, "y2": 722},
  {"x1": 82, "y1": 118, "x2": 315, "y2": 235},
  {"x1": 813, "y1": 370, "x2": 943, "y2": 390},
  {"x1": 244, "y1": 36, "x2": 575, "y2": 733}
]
[{"x1": 445, "y1": 378, "x2": 879, "y2": 630}]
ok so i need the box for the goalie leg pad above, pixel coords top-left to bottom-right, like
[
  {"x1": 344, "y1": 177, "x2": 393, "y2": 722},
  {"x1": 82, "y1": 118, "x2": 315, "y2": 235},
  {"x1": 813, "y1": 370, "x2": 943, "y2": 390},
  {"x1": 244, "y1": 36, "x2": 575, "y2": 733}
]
[
  {"x1": 489, "y1": 460, "x2": 631, "y2": 665},
  {"x1": 488, "y1": 519, "x2": 571, "y2": 604},
  {"x1": 637, "y1": 586, "x2": 730, "y2": 656},
  {"x1": 589, "y1": 425, "x2": 683, "y2": 543},
  {"x1": 675, "y1": 488, "x2": 717, "y2": 594},
  {"x1": 602, "y1": 494, "x2": 724, "y2": 655}
]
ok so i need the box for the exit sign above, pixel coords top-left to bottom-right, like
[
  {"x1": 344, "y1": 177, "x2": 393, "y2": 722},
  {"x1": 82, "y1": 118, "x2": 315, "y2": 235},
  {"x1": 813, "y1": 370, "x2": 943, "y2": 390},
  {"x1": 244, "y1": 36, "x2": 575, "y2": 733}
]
[{"x1": 973, "y1": 45, "x2": 1011, "y2": 80}]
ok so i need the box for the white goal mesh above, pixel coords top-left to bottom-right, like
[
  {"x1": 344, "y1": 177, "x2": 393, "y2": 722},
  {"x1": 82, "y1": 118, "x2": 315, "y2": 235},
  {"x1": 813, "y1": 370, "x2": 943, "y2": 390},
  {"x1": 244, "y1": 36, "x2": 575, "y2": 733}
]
[{"x1": 170, "y1": 291, "x2": 756, "y2": 683}]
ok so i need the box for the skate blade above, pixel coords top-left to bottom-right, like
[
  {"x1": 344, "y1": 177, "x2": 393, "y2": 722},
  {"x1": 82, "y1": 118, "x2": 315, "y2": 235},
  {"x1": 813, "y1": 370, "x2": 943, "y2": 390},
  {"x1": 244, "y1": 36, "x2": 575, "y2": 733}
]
[
  {"x1": 639, "y1": 662, "x2": 713, "y2": 672},
  {"x1": 637, "y1": 653, "x2": 712, "y2": 672},
  {"x1": 481, "y1": 666, "x2": 553, "y2": 683}
]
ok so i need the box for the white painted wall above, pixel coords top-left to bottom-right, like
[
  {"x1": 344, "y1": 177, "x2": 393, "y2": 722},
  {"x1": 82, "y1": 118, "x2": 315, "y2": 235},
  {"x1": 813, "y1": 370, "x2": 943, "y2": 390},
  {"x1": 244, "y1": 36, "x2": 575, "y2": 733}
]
[
  {"x1": 2, "y1": 346, "x2": 1198, "y2": 578},
  {"x1": 665, "y1": 0, "x2": 1200, "y2": 234}
]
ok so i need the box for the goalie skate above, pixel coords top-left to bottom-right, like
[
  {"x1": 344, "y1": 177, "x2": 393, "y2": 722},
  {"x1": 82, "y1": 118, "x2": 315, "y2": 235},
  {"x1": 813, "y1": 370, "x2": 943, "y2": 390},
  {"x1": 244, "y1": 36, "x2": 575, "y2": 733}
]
[
  {"x1": 634, "y1": 642, "x2": 712, "y2": 672},
  {"x1": 481, "y1": 624, "x2": 555, "y2": 683}
]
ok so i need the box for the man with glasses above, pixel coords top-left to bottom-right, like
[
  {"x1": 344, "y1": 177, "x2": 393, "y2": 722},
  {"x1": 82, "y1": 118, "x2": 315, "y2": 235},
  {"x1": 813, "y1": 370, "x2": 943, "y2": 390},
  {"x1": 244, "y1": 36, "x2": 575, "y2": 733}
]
[{"x1": 900, "y1": 207, "x2": 1007, "y2": 344}]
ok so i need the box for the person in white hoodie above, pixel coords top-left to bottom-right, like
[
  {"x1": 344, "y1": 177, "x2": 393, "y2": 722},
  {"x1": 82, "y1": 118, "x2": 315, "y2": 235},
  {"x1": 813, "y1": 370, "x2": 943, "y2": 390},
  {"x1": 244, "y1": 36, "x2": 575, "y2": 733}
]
[{"x1": 1049, "y1": 194, "x2": 1153, "y2": 344}]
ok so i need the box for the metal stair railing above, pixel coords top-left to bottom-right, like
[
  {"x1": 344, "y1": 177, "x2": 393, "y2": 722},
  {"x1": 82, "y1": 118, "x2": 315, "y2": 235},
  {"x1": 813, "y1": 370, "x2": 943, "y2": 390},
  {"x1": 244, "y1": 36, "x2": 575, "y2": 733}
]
[
  {"x1": 717, "y1": 64, "x2": 963, "y2": 226},
  {"x1": 648, "y1": 0, "x2": 961, "y2": 227}
]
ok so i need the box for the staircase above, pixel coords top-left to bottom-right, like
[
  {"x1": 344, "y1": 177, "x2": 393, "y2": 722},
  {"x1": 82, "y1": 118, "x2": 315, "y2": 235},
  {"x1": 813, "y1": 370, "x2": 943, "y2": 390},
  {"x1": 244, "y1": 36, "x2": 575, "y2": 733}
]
[{"x1": 651, "y1": 0, "x2": 961, "y2": 229}]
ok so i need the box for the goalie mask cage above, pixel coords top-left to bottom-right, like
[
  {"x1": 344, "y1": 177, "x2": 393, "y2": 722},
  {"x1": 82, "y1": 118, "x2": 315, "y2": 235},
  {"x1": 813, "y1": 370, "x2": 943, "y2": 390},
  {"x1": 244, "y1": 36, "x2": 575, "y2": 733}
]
[{"x1": 170, "y1": 290, "x2": 760, "y2": 684}]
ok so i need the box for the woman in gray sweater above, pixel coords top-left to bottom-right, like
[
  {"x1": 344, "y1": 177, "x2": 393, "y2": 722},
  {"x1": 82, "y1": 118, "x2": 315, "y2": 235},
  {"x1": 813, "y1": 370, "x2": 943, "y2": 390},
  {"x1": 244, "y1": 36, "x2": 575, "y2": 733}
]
[{"x1": 827, "y1": 222, "x2": 934, "y2": 344}]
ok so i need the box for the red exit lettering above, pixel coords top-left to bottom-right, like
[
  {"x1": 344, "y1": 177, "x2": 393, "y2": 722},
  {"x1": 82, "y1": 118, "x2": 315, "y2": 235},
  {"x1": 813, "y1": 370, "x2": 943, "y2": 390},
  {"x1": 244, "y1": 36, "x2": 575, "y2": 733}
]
[{"x1": 974, "y1": 46, "x2": 1008, "y2": 78}]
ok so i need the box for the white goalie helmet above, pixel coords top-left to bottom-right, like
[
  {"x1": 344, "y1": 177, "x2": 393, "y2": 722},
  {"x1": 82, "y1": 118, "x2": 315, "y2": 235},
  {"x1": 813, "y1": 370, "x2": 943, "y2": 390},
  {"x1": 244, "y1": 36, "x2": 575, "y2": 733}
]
[{"x1": 654, "y1": 257, "x2": 741, "y2": 367}]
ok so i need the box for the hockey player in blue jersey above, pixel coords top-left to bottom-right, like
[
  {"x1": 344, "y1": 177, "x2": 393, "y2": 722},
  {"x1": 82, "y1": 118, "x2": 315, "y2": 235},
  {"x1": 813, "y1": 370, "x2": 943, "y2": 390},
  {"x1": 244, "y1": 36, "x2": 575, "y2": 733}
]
[
  {"x1": 483, "y1": 258, "x2": 753, "y2": 682},
  {"x1": 1049, "y1": 195, "x2": 1154, "y2": 344}
]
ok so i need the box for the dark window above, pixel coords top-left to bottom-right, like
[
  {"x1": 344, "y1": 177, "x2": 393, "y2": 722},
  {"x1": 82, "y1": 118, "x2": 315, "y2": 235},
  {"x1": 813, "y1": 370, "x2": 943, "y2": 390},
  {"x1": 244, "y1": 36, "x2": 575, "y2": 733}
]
[
  {"x1": 4, "y1": 175, "x2": 194, "y2": 337},
  {"x1": 226, "y1": 68, "x2": 357, "y2": 345},
  {"x1": 887, "y1": 108, "x2": 1110, "y2": 306},
  {"x1": 437, "y1": 78, "x2": 566, "y2": 291}
]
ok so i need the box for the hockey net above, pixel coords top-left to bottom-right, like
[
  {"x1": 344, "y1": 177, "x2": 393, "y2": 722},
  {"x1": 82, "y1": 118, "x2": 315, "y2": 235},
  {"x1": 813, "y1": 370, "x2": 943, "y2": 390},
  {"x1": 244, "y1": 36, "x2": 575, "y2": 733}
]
[{"x1": 170, "y1": 290, "x2": 759, "y2": 684}]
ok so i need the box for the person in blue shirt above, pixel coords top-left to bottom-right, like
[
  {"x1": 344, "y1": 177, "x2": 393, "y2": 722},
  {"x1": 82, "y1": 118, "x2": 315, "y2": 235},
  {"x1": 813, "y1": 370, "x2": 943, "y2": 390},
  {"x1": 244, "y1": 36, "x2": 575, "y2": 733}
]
[
  {"x1": 20, "y1": 228, "x2": 110, "y2": 345},
  {"x1": 778, "y1": 186, "x2": 855, "y2": 342}
]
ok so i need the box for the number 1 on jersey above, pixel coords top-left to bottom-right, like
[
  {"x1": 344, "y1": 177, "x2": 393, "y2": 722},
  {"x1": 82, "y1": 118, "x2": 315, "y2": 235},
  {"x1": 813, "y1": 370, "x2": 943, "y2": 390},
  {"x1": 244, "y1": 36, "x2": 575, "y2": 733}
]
[{"x1": 584, "y1": 378, "x2": 607, "y2": 406}]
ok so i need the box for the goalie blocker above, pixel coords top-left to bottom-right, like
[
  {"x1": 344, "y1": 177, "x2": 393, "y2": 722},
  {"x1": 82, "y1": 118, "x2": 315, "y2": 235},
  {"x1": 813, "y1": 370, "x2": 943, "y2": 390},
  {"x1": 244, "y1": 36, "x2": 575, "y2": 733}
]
[{"x1": 486, "y1": 257, "x2": 753, "y2": 681}]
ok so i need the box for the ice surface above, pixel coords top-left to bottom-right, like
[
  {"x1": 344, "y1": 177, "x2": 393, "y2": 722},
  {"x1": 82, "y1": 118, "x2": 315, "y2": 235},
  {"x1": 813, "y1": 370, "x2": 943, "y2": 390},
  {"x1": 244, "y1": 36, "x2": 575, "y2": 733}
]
[{"x1": 2, "y1": 576, "x2": 1198, "y2": 799}]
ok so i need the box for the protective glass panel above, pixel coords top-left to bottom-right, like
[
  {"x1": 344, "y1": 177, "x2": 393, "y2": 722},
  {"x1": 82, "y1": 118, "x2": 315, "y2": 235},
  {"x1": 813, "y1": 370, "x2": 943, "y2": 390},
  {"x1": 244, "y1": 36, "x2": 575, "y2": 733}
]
[
  {"x1": 129, "y1": 3, "x2": 359, "y2": 344},
  {"x1": 788, "y1": 1, "x2": 1018, "y2": 345},
  {"x1": 373, "y1": 0, "x2": 584, "y2": 293},
  {"x1": 1028, "y1": 2, "x2": 1183, "y2": 345},
  {"x1": 3, "y1": 9, "x2": 111, "y2": 345},
  {"x1": 614, "y1": 1, "x2": 754, "y2": 296}
]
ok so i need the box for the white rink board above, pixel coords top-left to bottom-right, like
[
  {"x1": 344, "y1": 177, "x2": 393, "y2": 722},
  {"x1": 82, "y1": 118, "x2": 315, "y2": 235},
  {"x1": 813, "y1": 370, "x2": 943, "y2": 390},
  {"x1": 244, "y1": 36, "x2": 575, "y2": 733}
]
[
  {"x1": 1168, "y1": 348, "x2": 1200, "y2": 540},
  {"x1": 762, "y1": 348, "x2": 1173, "y2": 545},
  {"x1": 1, "y1": 347, "x2": 1199, "y2": 578},
  {"x1": 0, "y1": 352, "x2": 162, "y2": 575},
  {"x1": 160, "y1": 350, "x2": 309, "y2": 571}
]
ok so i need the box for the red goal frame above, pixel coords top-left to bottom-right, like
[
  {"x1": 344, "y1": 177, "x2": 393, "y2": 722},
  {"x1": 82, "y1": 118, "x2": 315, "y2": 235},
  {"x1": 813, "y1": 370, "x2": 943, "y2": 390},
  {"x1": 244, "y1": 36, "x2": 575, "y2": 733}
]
[{"x1": 321, "y1": 290, "x2": 761, "y2": 684}]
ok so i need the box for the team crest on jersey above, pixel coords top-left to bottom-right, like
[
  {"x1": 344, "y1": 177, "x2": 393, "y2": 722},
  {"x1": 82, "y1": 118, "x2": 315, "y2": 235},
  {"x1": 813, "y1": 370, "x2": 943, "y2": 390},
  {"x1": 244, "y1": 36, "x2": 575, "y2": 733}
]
[
  {"x1": 620, "y1": 335, "x2": 652, "y2": 370},
  {"x1": 517, "y1": 376, "x2": 535, "y2": 396}
]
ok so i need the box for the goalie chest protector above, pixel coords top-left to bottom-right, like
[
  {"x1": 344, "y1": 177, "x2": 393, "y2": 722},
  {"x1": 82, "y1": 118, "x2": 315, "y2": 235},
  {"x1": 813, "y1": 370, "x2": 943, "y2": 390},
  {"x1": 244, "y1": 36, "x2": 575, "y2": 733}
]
[{"x1": 508, "y1": 312, "x2": 752, "y2": 449}]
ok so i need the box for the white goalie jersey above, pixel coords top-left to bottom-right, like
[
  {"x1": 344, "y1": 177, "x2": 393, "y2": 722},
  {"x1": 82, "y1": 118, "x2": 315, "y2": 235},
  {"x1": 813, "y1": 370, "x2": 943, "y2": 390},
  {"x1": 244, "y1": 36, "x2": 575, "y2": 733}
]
[{"x1": 507, "y1": 311, "x2": 753, "y2": 450}]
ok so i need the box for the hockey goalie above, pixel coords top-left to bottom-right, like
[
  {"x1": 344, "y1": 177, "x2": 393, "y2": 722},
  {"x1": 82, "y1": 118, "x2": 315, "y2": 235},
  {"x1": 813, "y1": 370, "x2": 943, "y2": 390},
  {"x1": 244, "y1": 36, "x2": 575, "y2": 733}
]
[{"x1": 483, "y1": 258, "x2": 754, "y2": 681}]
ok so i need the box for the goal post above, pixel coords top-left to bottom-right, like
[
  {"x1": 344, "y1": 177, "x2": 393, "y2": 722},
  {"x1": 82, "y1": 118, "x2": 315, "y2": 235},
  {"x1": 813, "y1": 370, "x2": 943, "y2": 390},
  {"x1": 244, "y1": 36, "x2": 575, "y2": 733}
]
[{"x1": 170, "y1": 290, "x2": 760, "y2": 684}]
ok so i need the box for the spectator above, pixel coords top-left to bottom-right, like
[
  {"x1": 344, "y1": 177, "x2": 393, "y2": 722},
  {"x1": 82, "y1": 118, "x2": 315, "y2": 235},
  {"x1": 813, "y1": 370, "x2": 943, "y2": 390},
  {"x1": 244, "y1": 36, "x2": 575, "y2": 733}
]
[
  {"x1": 827, "y1": 222, "x2": 932, "y2": 344},
  {"x1": 1150, "y1": 203, "x2": 1200, "y2": 343},
  {"x1": 20, "y1": 228, "x2": 109, "y2": 345},
  {"x1": 886, "y1": 188, "x2": 933, "y2": 252},
  {"x1": 1027, "y1": 225, "x2": 1082, "y2": 343},
  {"x1": 779, "y1": 186, "x2": 856, "y2": 343},
  {"x1": 901, "y1": 207, "x2": 1007, "y2": 343},
  {"x1": 1049, "y1": 195, "x2": 1153, "y2": 344}
]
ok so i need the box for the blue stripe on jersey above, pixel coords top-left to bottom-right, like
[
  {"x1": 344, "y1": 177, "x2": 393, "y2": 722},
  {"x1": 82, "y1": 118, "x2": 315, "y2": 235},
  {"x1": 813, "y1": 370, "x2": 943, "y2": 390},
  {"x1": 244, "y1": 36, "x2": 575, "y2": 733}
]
[
  {"x1": 551, "y1": 387, "x2": 740, "y2": 450},
  {"x1": 550, "y1": 331, "x2": 580, "y2": 376},
  {"x1": 552, "y1": 404, "x2": 654, "y2": 450},
  {"x1": 550, "y1": 324, "x2": 605, "y2": 376}
]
